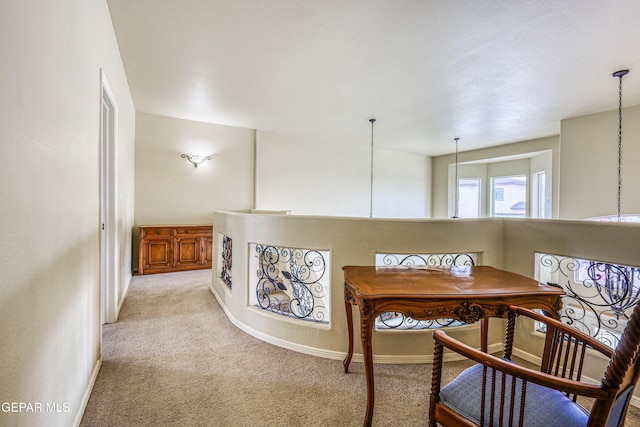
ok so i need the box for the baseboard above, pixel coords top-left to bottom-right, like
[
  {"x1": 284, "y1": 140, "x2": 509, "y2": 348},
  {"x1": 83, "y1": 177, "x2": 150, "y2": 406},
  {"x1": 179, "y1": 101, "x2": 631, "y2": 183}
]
[
  {"x1": 72, "y1": 358, "x2": 102, "y2": 427},
  {"x1": 116, "y1": 275, "x2": 132, "y2": 321},
  {"x1": 208, "y1": 285, "x2": 502, "y2": 364},
  {"x1": 512, "y1": 348, "x2": 640, "y2": 409},
  {"x1": 510, "y1": 347, "x2": 542, "y2": 366},
  {"x1": 72, "y1": 275, "x2": 130, "y2": 424},
  {"x1": 208, "y1": 285, "x2": 342, "y2": 359}
]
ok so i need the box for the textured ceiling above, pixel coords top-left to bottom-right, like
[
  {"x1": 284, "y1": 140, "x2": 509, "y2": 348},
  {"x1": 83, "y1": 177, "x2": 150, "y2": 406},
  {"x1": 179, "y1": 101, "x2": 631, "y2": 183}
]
[{"x1": 107, "y1": 0, "x2": 640, "y2": 156}]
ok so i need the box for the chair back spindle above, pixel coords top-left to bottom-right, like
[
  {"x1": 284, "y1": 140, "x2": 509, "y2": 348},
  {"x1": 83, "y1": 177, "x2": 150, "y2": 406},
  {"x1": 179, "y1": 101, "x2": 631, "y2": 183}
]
[{"x1": 429, "y1": 303, "x2": 640, "y2": 427}]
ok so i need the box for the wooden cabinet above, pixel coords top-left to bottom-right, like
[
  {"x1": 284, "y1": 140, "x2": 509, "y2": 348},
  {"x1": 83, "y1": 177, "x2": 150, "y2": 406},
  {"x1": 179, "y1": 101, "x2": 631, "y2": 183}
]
[{"x1": 139, "y1": 225, "x2": 213, "y2": 275}]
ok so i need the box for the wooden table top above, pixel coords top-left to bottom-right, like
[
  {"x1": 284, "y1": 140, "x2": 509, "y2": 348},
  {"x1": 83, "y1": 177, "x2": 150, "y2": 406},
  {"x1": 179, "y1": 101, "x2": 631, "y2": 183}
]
[{"x1": 342, "y1": 265, "x2": 564, "y2": 300}]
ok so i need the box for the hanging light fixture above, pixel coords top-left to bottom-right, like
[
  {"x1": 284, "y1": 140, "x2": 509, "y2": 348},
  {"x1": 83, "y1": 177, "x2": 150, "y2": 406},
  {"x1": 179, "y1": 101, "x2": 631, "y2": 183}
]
[
  {"x1": 613, "y1": 69, "x2": 629, "y2": 222},
  {"x1": 369, "y1": 118, "x2": 376, "y2": 218},
  {"x1": 452, "y1": 137, "x2": 460, "y2": 219}
]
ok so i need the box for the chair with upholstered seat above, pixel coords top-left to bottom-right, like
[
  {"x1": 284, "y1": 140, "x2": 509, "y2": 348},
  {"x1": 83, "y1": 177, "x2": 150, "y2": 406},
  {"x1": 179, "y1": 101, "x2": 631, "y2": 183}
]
[{"x1": 429, "y1": 304, "x2": 640, "y2": 427}]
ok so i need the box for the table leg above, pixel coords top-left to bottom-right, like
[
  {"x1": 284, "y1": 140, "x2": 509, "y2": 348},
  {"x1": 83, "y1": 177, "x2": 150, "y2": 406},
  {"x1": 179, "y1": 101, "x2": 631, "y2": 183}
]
[
  {"x1": 343, "y1": 297, "x2": 354, "y2": 373},
  {"x1": 480, "y1": 317, "x2": 489, "y2": 353},
  {"x1": 361, "y1": 310, "x2": 375, "y2": 427}
]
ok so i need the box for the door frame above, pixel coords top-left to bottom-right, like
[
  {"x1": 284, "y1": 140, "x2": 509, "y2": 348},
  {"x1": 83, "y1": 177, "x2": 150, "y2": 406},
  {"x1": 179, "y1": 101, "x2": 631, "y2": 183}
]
[{"x1": 100, "y1": 69, "x2": 119, "y2": 324}]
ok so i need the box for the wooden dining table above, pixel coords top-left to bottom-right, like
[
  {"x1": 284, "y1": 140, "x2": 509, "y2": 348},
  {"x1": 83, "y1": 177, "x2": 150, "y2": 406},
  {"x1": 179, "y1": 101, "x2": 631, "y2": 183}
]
[{"x1": 342, "y1": 265, "x2": 565, "y2": 427}]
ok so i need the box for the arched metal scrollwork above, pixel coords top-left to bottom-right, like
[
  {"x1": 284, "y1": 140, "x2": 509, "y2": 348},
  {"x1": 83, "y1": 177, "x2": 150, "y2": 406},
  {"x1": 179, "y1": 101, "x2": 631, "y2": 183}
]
[
  {"x1": 254, "y1": 244, "x2": 329, "y2": 324},
  {"x1": 380, "y1": 253, "x2": 476, "y2": 267},
  {"x1": 376, "y1": 253, "x2": 478, "y2": 330},
  {"x1": 220, "y1": 234, "x2": 232, "y2": 289},
  {"x1": 537, "y1": 253, "x2": 640, "y2": 348}
]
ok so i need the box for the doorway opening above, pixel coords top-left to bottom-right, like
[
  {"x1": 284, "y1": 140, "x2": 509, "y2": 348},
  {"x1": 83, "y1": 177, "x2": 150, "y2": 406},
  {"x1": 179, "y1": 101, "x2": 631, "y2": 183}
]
[{"x1": 100, "y1": 70, "x2": 119, "y2": 324}]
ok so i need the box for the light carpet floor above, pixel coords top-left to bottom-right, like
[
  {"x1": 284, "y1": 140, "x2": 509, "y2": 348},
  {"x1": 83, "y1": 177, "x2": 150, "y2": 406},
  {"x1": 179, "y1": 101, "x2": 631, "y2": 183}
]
[{"x1": 81, "y1": 269, "x2": 640, "y2": 427}]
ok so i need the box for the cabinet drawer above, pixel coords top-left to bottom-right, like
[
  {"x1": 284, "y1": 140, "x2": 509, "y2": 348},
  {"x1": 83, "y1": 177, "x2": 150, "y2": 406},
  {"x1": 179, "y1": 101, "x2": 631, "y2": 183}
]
[
  {"x1": 141, "y1": 227, "x2": 174, "y2": 238},
  {"x1": 175, "y1": 226, "x2": 212, "y2": 236}
]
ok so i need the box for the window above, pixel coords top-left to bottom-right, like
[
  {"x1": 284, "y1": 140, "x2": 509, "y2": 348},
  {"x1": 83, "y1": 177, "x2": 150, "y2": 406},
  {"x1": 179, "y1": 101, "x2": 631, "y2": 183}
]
[
  {"x1": 458, "y1": 178, "x2": 481, "y2": 218},
  {"x1": 532, "y1": 171, "x2": 548, "y2": 218},
  {"x1": 491, "y1": 176, "x2": 526, "y2": 218},
  {"x1": 375, "y1": 252, "x2": 479, "y2": 330}
]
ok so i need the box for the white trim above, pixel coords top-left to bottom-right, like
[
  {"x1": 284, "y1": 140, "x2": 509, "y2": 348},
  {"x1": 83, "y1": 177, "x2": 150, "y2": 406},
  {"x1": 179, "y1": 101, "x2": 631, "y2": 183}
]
[
  {"x1": 210, "y1": 285, "x2": 343, "y2": 359},
  {"x1": 100, "y1": 69, "x2": 120, "y2": 324},
  {"x1": 245, "y1": 304, "x2": 332, "y2": 331},
  {"x1": 72, "y1": 358, "x2": 102, "y2": 427},
  {"x1": 512, "y1": 348, "x2": 640, "y2": 409},
  {"x1": 209, "y1": 284, "x2": 501, "y2": 364},
  {"x1": 511, "y1": 347, "x2": 542, "y2": 367},
  {"x1": 117, "y1": 276, "x2": 132, "y2": 316},
  {"x1": 512, "y1": 347, "x2": 604, "y2": 385},
  {"x1": 252, "y1": 129, "x2": 257, "y2": 210}
]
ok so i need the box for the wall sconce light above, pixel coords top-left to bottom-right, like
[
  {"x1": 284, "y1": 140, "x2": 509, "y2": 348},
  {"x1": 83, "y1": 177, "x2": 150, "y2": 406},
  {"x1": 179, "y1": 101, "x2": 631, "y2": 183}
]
[{"x1": 181, "y1": 154, "x2": 211, "y2": 168}]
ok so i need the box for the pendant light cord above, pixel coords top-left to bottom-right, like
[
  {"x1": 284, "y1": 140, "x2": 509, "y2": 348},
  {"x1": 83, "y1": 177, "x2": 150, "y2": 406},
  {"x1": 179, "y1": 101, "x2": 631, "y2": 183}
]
[
  {"x1": 613, "y1": 69, "x2": 629, "y2": 222},
  {"x1": 617, "y1": 75, "x2": 623, "y2": 222},
  {"x1": 453, "y1": 138, "x2": 460, "y2": 219},
  {"x1": 369, "y1": 118, "x2": 376, "y2": 218}
]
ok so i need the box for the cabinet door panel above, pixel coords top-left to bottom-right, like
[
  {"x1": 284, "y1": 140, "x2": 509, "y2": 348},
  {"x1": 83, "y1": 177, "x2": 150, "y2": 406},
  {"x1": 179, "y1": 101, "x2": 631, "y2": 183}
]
[
  {"x1": 175, "y1": 237, "x2": 202, "y2": 267},
  {"x1": 141, "y1": 238, "x2": 173, "y2": 274},
  {"x1": 203, "y1": 236, "x2": 213, "y2": 267}
]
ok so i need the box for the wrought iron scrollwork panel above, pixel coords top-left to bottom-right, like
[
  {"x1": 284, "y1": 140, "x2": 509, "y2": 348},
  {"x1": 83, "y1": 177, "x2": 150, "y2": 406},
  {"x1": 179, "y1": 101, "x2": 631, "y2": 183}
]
[
  {"x1": 253, "y1": 244, "x2": 329, "y2": 324},
  {"x1": 220, "y1": 234, "x2": 232, "y2": 289},
  {"x1": 536, "y1": 253, "x2": 640, "y2": 348},
  {"x1": 379, "y1": 253, "x2": 476, "y2": 267},
  {"x1": 375, "y1": 253, "x2": 478, "y2": 330}
]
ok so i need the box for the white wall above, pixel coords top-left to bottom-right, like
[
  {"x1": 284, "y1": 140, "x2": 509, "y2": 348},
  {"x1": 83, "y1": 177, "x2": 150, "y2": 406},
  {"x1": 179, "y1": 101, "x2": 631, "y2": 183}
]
[
  {"x1": 255, "y1": 131, "x2": 430, "y2": 217},
  {"x1": 133, "y1": 112, "x2": 255, "y2": 269},
  {"x1": 559, "y1": 105, "x2": 640, "y2": 219},
  {"x1": 0, "y1": 1, "x2": 135, "y2": 426},
  {"x1": 373, "y1": 148, "x2": 431, "y2": 218}
]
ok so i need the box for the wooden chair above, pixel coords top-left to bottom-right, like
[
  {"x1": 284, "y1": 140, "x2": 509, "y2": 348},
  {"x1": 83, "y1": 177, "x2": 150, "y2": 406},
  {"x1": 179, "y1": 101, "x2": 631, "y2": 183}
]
[{"x1": 429, "y1": 305, "x2": 640, "y2": 427}]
